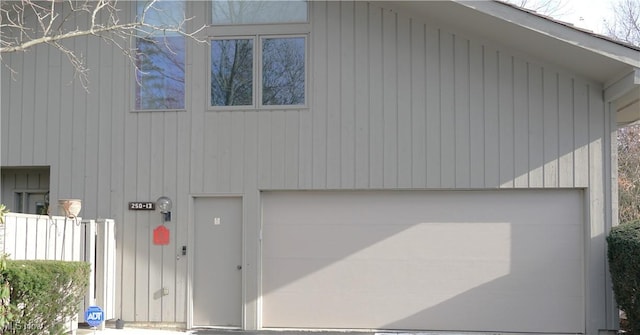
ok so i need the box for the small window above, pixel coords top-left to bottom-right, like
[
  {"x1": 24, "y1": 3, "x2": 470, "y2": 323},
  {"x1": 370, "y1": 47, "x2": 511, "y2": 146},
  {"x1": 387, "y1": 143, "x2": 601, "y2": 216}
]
[
  {"x1": 212, "y1": 0, "x2": 307, "y2": 25},
  {"x1": 135, "y1": 0, "x2": 186, "y2": 110}
]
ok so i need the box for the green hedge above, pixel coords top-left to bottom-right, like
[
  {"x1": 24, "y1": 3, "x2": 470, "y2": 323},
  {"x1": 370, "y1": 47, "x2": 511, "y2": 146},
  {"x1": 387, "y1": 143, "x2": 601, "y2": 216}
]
[
  {"x1": 607, "y1": 220, "x2": 640, "y2": 333},
  {"x1": 2, "y1": 260, "x2": 90, "y2": 335}
]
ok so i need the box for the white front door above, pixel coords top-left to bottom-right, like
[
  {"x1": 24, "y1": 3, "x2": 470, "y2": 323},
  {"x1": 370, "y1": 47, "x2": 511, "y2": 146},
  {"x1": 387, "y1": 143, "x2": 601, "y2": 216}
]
[{"x1": 192, "y1": 197, "x2": 243, "y2": 327}]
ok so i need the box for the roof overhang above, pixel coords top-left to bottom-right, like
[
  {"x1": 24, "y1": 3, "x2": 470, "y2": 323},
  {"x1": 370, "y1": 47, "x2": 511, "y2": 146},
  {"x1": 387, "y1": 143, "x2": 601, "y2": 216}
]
[
  {"x1": 607, "y1": 70, "x2": 640, "y2": 127},
  {"x1": 374, "y1": 0, "x2": 640, "y2": 126}
]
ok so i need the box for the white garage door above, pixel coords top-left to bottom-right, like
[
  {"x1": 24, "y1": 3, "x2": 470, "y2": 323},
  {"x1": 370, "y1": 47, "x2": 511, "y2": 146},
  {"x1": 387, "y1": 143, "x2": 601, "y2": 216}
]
[{"x1": 262, "y1": 190, "x2": 584, "y2": 333}]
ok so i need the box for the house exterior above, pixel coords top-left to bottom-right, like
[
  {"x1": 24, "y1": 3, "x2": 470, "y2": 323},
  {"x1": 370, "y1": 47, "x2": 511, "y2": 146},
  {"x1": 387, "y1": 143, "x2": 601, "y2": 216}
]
[{"x1": 2, "y1": 1, "x2": 640, "y2": 334}]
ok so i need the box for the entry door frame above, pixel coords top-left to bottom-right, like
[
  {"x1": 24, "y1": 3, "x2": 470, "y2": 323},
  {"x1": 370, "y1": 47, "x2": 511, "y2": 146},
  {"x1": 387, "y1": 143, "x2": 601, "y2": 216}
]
[{"x1": 187, "y1": 194, "x2": 245, "y2": 329}]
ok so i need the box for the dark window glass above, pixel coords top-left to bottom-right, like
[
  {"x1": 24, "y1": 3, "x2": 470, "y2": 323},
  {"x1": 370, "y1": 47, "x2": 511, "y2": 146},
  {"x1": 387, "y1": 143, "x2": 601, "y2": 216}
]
[
  {"x1": 212, "y1": 0, "x2": 307, "y2": 25},
  {"x1": 211, "y1": 39, "x2": 254, "y2": 106},
  {"x1": 262, "y1": 37, "x2": 305, "y2": 106},
  {"x1": 135, "y1": 1, "x2": 185, "y2": 110}
]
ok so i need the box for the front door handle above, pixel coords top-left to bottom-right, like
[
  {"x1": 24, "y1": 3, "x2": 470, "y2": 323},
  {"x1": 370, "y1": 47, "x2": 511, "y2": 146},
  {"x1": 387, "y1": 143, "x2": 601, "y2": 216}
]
[{"x1": 237, "y1": 265, "x2": 242, "y2": 270}]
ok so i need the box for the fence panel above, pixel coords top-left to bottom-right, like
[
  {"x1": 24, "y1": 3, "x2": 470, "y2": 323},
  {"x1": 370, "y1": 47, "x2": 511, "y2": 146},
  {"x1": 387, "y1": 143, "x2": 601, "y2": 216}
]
[
  {"x1": 1, "y1": 213, "x2": 83, "y2": 261},
  {"x1": 80, "y1": 219, "x2": 117, "y2": 323},
  {"x1": 1, "y1": 214, "x2": 117, "y2": 331}
]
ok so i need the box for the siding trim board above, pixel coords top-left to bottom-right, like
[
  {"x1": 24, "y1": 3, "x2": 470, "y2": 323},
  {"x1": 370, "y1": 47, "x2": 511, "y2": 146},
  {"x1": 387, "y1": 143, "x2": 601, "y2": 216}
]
[{"x1": 2, "y1": 1, "x2": 637, "y2": 334}]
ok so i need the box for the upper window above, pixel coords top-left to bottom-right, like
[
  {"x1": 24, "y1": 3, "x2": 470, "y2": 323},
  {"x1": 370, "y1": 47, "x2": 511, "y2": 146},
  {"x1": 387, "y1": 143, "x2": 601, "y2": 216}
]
[
  {"x1": 209, "y1": 1, "x2": 308, "y2": 109},
  {"x1": 212, "y1": 0, "x2": 308, "y2": 25},
  {"x1": 211, "y1": 38, "x2": 254, "y2": 106},
  {"x1": 261, "y1": 37, "x2": 305, "y2": 105},
  {"x1": 210, "y1": 36, "x2": 305, "y2": 108},
  {"x1": 135, "y1": 0, "x2": 186, "y2": 110}
]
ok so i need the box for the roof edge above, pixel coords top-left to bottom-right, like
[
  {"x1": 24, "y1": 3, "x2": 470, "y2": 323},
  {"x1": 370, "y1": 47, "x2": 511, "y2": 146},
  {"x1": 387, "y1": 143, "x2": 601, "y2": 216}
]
[{"x1": 455, "y1": 0, "x2": 640, "y2": 68}]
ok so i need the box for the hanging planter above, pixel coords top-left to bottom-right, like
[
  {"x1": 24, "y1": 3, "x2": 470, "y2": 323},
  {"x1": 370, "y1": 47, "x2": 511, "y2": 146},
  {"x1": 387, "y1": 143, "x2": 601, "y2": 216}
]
[{"x1": 58, "y1": 199, "x2": 82, "y2": 218}]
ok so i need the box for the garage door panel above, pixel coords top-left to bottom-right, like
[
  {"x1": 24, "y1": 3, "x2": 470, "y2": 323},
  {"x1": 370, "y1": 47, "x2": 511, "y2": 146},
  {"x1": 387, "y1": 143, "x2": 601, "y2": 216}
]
[{"x1": 262, "y1": 190, "x2": 585, "y2": 333}]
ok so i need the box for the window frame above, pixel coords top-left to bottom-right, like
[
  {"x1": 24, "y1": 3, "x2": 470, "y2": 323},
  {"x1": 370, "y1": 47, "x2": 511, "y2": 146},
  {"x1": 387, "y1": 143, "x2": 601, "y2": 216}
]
[
  {"x1": 208, "y1": 33, "x2": 308, "y2": 111},
  {"x1": 209, "y1": 36, "x2": 257, "y2": 110},
  {"x1": 206, "y1": 1, "x2": 310, "y2": 111},
  {"x1": 131, "y1": 0, "x2": 189, "y2": 113}
]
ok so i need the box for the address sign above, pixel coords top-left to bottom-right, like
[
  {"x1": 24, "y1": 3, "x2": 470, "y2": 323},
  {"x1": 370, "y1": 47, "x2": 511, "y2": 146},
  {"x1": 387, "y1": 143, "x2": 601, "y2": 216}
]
[{"x1": 129, "y1": 202, "x2": 156, "y2": 210}]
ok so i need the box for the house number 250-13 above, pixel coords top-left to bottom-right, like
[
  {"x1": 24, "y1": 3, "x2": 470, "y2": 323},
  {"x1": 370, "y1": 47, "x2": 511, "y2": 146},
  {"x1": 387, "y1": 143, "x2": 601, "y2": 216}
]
[{"x1": 129, "y1": 202, "x2": 156, "y2": 210}]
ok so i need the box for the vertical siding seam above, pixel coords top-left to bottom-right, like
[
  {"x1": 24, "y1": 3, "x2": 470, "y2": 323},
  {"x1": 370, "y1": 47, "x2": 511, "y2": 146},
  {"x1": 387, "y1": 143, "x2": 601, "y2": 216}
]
[
  {"x1": 496, "y1": 50, "x2": 501, "y2": 186},
  {"x1": 161, "y1": 113, "x2": 167, "y2": 321},
  {"x1": 133, "y1": 117, "x2": 139, "y2": 321},
  {"x1": 4, "y1": 53, "x2": 11, "y2": 163},
  {"x1": 437, "y1": 29, "x2": 442, "y2": 187},
  {"x1": 409, "y1": 18, "x2": 415, "y2": 187},
  {"x1": 452, "y1": 34, "x2": 457, "y2": 187},
  {"x1": 20, "y1": 41, "x2": 27, "y2": 163},
  {"x1": 423, "y1": 23, "x2": 428, "y2": 186},
  {"x1": 368, "y1": 4, "x2": 374, "y2": 188},
  {"x1": 324, "y1": 4, "x2": 329, "y2": 189},
  {"x1": 511, "y1": 56, "x2": 516, "y2": 187},
  {"x1": 586, "y1": 85, "x2": 591, "y2": 190},
  {"x1": 352, "y1": 5, "x2": 358, "y2": 189},
  {"x1": 69, "y1": 36, "x2": 77, "y2": 194},
  {"x1": 481, "y1": 45, "x2": 486, "y2": 188},
  {"x1": 147, "y1": 116, "x2": 153, "y2": 321},
  {"x1": 43, "y1": 47, "x2": 50, "y2": 164},
  {"x1": 571, "y1": 78, "x2": 577, "y2": 187},
  {"x1": 526, "y1": 62, "x2": 531, "y2": 187},
  {"x1": 541, "y1": 67, "x2": 546, "y2": 187},
  {"x1": 380, "y1": 9, "x2": 386, "y2": 188},
  {"x1": 468, "y1": 40, "x2": 473, "y2": 187},
  {"x1": 396, "y1": 15, "x2": 403, "y2": 187},
  {"x1": 556, "y1": 73, "x2": 561, "y2": 185},
  {"x1": 339, "y1": 3, "x2": 343, "y2": 188}
]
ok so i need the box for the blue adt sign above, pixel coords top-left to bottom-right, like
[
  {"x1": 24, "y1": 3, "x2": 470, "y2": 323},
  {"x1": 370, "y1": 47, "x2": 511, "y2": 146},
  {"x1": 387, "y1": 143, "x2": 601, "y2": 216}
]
[{"x1": 85, "y1": 305, "x2": 104, "y2": 328}]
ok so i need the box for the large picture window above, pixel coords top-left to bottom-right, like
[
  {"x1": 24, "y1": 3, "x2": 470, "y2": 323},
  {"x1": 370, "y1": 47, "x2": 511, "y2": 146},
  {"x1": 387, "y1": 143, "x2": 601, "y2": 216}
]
[
  {"x1": 135, "y1": 0, "x2": 186, "y2": 110},
  {"x1": 210, "y1": 36, "x2": 306, "y2": 108}
]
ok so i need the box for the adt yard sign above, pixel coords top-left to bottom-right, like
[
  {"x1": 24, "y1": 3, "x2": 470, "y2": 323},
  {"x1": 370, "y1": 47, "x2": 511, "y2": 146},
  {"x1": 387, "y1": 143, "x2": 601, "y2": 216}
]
[{"x1": 85, "y1": 305, "x2": 104, "y2": 328}]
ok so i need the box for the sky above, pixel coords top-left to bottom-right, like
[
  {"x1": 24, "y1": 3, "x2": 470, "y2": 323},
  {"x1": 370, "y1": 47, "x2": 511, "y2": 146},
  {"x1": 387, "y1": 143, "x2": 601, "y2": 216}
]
[{"x1": 551, "y1": 0, "x2": 617, "y2": 34}]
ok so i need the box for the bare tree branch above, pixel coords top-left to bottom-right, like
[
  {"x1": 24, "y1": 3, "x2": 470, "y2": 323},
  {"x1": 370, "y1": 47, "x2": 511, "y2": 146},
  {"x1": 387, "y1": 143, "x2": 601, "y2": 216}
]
[
  {"x1": 603, "y1": 0, "x2": 640, "y2": 46},
  {"x1": 503, "y1": 0, "x2": 572, "y2": 18},
  {"x1": 0, "y1": 0, "x2": 206, "y2": 90}
]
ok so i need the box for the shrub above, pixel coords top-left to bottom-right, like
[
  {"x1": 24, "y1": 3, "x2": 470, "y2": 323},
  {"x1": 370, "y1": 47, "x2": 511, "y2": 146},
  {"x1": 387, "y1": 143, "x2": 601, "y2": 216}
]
[
  {"x1": 608, "y1": 219, "x2": 640, "y2": 334},
  {"x1": 2, "y1": 260, "x2": 90, "y2": 335}
]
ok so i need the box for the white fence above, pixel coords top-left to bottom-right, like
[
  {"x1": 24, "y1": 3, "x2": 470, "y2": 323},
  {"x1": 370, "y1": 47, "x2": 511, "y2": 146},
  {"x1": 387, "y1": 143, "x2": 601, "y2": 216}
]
[
  {"x1": 80, "y1": 218, "x2": 116, "y2": 323},
  {"x1": 0, "y1": 213, "x2": 116, "y2": 331},
  {"x1": 0, "y1": 213, "x2": 83, "y2": 261}
]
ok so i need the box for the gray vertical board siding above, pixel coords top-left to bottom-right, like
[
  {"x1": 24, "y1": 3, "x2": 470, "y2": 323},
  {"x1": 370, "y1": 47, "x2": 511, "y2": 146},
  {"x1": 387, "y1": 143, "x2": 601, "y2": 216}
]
[
  {"x1": 353, "y1": 1, "x2": 370, "y2": 189},
  {"x1": 410, "y1": 19, "x2": 427, "y2": 189},
  {"x1": 33, "y1": 44, "x2": 48, "y2": 164},
  {"x1": 397, "y1": 16, "x2": 412, "y2": 189},
  {"x1": 382, "y1": 9, "x2": 398, "y2": 188},
  {"x1": 588, "y1": 82, "x2": 608, "y2": 331},
  {"x1": 367, "y1": 5, "x2": 384, "y2": 189},
  {"x1": 326, "y1": 1, "x2": 341, "y2": 189},
  {"x1": 341, "y1": 1, "x2": 356, "y2": 189},
  {"x1": 312, "y1": 0, "x2": 328, "y2": 189},
  {"x1": 0, "y1": 0, "x2": 618, "y2": 328}
]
